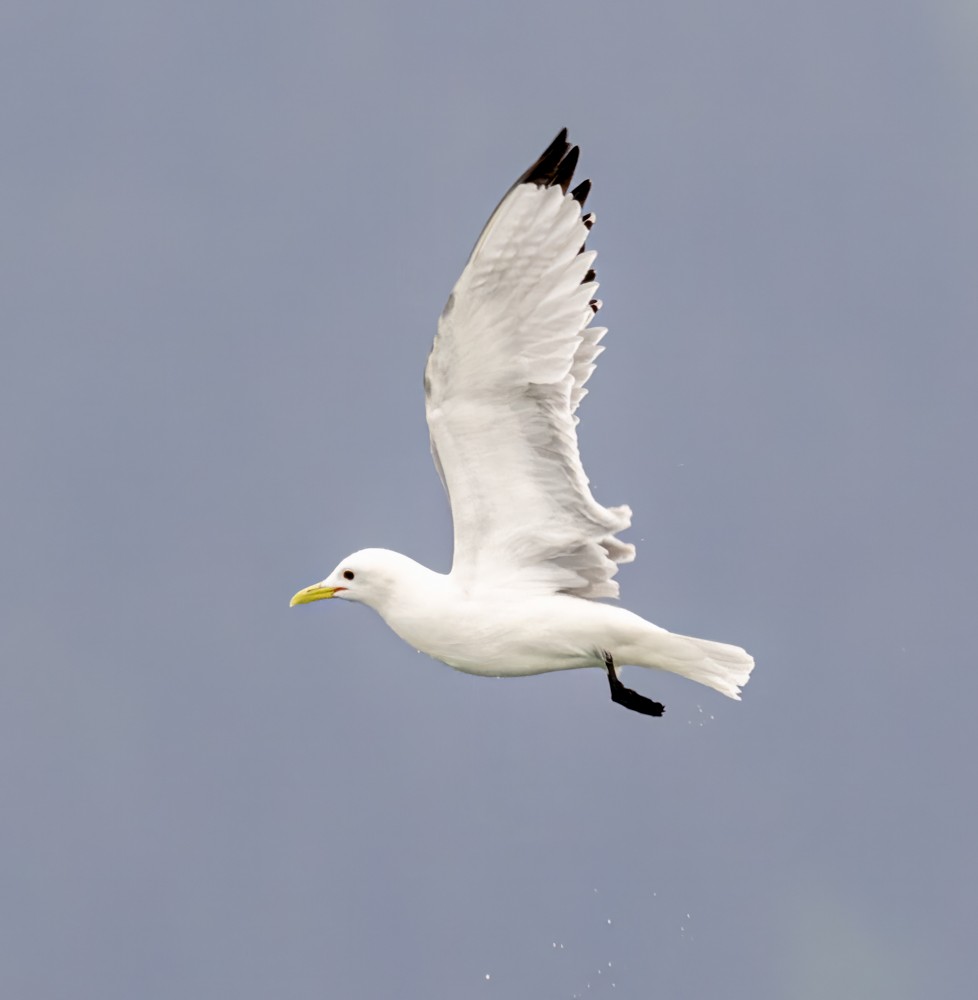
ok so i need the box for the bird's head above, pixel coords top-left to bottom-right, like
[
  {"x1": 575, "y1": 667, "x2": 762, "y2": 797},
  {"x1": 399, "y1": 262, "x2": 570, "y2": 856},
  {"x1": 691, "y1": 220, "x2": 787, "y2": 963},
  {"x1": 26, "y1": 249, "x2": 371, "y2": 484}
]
[{"x1": 289, "y1": 548, "x2": 427, "y2": 613}]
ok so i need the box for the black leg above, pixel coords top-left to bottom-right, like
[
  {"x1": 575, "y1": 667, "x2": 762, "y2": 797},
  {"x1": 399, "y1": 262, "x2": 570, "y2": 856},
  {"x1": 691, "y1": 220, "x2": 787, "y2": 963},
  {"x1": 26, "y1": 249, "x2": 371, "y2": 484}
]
[{"x1": 604, "y1": 652, "x2": 664, "y2": 717}]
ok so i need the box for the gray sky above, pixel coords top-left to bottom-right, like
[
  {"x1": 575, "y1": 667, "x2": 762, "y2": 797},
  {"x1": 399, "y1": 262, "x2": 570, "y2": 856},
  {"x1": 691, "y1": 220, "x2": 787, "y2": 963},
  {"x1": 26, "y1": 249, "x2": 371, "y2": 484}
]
[{"x1": 3, "y1": 1, "x2": 977, "y2": 997}]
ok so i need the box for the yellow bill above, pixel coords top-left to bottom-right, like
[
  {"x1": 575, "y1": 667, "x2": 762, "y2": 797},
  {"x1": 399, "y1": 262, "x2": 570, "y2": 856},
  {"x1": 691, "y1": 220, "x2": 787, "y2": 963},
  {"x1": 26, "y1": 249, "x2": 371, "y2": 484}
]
[{"x1": 289, "y1": 582, "x2": 341, "y2": 607}]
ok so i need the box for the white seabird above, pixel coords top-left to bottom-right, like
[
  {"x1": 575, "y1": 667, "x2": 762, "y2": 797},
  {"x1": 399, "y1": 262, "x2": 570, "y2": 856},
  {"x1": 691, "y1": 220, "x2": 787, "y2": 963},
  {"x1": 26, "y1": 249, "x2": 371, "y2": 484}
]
[{"x1": 291, "y1": 129, "x2": 754, "y2": 716}]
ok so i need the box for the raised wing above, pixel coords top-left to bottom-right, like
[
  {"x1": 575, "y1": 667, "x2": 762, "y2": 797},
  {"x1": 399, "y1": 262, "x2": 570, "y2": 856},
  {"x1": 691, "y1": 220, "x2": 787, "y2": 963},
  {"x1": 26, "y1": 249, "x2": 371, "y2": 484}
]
[{"x1": 424, "y1": 130, "x2": 635, "y2": 598}]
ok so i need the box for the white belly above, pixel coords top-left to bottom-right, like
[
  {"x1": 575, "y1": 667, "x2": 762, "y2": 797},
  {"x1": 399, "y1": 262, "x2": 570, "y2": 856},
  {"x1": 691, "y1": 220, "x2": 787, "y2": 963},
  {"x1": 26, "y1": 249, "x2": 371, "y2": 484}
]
[{"x1": 381, "y1": 592, "x2": 657, "y2": 677}]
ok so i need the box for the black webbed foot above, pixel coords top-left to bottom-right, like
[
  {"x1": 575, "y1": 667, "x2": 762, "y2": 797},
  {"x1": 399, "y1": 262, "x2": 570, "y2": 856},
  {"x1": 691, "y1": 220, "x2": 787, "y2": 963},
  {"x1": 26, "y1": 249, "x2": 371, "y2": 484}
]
[{"x1": 604, "y1": 652, "x2": 664, "y2": 717}]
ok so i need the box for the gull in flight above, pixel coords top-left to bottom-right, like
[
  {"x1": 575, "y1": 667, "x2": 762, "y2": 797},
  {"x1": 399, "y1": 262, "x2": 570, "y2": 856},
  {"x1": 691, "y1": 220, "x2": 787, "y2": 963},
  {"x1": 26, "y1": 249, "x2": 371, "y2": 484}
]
[{"x1": 291, "y1": 129, "x2": 754, "y2": 717}]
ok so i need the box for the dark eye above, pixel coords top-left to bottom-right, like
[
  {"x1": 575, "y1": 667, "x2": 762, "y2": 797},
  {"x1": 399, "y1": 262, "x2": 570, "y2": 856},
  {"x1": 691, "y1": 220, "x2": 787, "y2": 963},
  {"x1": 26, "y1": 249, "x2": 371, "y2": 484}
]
[{"x1": 342, "y1": 570, "x2": 355, "y2": 581}]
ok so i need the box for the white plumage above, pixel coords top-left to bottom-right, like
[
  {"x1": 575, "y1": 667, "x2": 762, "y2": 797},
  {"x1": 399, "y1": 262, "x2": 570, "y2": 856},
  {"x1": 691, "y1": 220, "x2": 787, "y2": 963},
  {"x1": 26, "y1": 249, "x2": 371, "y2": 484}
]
[{"x1": 291, "y1": 130, "x2": 754, "y2": 716}]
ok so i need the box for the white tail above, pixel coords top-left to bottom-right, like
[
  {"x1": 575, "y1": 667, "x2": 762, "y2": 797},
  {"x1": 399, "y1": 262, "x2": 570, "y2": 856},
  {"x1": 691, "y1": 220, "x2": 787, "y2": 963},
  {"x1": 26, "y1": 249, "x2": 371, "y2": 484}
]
[{"x1": 620, "y1": 629, "x2": 755, "y2": 700}]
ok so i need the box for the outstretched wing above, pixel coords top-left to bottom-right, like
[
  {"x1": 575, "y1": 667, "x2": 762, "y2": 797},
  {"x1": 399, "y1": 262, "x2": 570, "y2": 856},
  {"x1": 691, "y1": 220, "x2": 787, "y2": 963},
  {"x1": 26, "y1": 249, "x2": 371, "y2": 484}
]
[{"x1": 424, "y1": 130, "x2": 634, "y2": 598}]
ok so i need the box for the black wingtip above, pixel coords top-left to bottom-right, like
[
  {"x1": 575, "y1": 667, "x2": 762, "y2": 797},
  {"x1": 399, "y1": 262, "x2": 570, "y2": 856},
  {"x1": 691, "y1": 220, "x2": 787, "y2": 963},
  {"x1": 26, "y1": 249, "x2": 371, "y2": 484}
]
[
  {"x1": 571, "y1": 178, "x2": 591, "y2": 206},
  {"x1": 553, "y1": 145, "x2": 579, "y2": 193},
  {"x1": 517, "y1": 128, "x2": 581, "y2": 193}
]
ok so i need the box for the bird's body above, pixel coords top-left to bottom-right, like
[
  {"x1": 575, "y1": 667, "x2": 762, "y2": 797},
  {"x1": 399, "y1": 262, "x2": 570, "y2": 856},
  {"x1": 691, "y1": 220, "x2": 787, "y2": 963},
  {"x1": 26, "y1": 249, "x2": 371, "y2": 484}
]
[
  {"x1": 334, "y1": 548, "x2": 646, "y2": 678},
  {"x1": 331, "y1": 548, "x2": 751, "y2": 703},
  {"x1": 292, "y1": 131, "x2": 754, "y2": 715}
]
